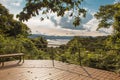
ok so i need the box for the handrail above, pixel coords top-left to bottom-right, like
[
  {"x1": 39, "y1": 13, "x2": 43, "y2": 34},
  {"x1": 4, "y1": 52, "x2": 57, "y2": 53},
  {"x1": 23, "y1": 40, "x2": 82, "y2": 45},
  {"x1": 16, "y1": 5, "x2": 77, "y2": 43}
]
[{"x1": 0, "y1": 43, "x2": 119, "y2": 71}]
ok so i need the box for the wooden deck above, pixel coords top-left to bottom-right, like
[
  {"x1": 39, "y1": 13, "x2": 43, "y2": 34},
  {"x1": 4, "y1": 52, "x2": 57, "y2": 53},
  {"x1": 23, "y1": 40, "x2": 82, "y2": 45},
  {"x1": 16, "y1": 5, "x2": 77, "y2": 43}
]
[{"x1": 0, "y1": 60, "x2": 120, "y2": 80}]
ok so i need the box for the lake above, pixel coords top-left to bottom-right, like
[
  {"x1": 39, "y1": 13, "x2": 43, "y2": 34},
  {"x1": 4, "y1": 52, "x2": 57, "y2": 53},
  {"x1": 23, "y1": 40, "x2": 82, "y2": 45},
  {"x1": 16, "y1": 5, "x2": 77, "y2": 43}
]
[{"x1": 30, "y1": 34, "x2": 74, "y2": 47}]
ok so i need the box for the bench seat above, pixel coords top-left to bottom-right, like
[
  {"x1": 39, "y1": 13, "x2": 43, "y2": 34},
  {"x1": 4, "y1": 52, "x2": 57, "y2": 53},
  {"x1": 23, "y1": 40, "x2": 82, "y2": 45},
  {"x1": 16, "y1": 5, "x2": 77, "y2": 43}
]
[{"x1": 0, "y1": 53, "x2": 24, "y2": 67}]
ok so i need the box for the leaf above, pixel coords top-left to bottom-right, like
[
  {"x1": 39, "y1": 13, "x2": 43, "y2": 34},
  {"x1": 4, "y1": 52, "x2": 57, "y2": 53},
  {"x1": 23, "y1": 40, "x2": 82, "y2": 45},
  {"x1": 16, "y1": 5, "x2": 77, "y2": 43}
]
[
  {"x1": 73, "y1": 17, "x2": 81, "y2": 27},
  {"x1": 17, "y1": 0, "x2": 85, "y2": 27},
  {"x1": 40, "y1": 17, "x2": 44, "y2": 21}
]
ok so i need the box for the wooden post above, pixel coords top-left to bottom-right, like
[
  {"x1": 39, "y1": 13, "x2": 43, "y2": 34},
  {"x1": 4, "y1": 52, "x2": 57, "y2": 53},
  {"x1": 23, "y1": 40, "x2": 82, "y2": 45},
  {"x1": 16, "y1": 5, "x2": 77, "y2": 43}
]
[
  {"x1": 51, "y1": 47, "x2": 54, "y2": 67},
  {"x1": 78, "y1": 48, "x2": 81, "y2": 66}
]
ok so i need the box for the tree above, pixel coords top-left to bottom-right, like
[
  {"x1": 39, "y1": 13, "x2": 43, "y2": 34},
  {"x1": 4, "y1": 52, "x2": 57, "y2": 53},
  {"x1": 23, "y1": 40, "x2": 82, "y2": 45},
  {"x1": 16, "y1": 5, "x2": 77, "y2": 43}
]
[
  {"x1": 0, "y1": 3, "x2": 31, "y2": 38},
  {"x1": 31, "y1": 37, "x2": 48, "y2": 49},
  {"x1": 95, "y1": 3, "x2": 120, "y2": 37},
  {"x1": 94, "y1": 3, "x2": 120, "y2": 49},
  {"x1": 94, "y1": 3, "x2": 120, "y2": 73},
  {"x1": 17, "y1": 0, "x2": 86, "y2": 27}
]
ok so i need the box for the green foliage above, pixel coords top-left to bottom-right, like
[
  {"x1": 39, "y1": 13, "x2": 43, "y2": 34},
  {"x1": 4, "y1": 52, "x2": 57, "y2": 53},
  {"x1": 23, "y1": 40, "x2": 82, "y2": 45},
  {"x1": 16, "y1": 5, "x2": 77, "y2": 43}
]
[
  {"x1": 0, "y1": 3, "x2": 31, "y2": 38},
  {"x1": 0, "y1": 4, "x2": 49, "y2": 60},
  {"x1": 95, "y1": 3, "x2": 120, "y2": 46},
  {"x1": 73, "y1": 17, "x2": 81, "y2": 27},
  {"x1": 0, "y1": 37, "x2": 49, "y2": 60},
  {"x1": 31, "y1": 37, "x2": 48, "y2": 49},
  {"x1": 95, "y1": 4, "x2": 117, "y2": 29},
  {"x1": 17, "y1": 0, "x2": 86, "y2": 27},
  {"x1": 52, "y1": 36, "x2": 120, "y2": 73}
]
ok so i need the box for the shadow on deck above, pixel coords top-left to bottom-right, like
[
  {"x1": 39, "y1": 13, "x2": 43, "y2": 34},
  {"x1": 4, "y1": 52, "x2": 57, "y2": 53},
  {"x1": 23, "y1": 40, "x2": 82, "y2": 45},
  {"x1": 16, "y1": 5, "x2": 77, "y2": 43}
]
[{"x1": 0, "y1": 60, "x2": 120, "y2": 80}]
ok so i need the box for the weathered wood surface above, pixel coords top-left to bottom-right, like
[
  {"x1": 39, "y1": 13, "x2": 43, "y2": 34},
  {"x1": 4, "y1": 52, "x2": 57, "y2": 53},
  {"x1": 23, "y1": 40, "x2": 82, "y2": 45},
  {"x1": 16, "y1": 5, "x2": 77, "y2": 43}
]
[
  {"x1": 0, "y1": 53, "x2": 24, "y2": 67},
  {"x1": 0, "y1": 60, "x2": 120, "y2": 80},
  {"x1": 0, "y1": 53, "x2": 24, "y2": 58}
]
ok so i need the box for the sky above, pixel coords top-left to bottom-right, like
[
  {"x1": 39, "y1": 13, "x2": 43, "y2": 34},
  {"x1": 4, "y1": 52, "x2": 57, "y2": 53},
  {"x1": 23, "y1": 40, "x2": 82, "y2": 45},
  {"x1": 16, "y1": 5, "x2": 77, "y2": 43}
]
[{"x1": 0, "y1": 0, "x2": 120, "y2": 36}]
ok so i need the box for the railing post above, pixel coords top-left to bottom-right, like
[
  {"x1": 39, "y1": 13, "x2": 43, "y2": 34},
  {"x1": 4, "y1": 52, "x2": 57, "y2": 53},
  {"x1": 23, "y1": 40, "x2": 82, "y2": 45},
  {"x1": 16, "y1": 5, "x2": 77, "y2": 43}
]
[
  {"x1": 78, "y1": 47, "x2": 82, "y2": 66},
  {"x1": 51, "y1": 47, "x2": 55, "y2": 67},
  {"x1": 20, "y1": 45, "x2": 22, "y2": 53}
]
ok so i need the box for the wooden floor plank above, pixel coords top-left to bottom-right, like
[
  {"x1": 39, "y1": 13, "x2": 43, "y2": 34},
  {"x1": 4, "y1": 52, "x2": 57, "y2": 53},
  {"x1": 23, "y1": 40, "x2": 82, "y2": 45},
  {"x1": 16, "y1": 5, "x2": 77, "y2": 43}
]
[{"x1": 0, "y1": 60, "x2": 120, "y2": 80}]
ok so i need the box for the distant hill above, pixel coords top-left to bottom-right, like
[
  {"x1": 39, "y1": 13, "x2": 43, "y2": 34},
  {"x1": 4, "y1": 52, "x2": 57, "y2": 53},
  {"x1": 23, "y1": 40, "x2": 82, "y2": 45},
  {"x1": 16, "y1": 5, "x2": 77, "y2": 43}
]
[
  {"x1": 29, "y1": 34, "x2": 74, "y2": 40},
  {"x1": 29, "y1": 34, "x2": 95, "y2": 40}
]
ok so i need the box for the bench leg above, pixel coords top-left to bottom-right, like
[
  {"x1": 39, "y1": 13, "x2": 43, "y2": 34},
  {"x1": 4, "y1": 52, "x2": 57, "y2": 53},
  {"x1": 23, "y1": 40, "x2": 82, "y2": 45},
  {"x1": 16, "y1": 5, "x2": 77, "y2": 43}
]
[
  {"x1": 17, "y1": 56, "x2": 22, "y2": 64},
  {"x1": 0, "y1": 58, "x2": 1, "y2": 66},
  {"x1": 18, "y1": 55, "x2": 24, "y2": 64},
  {"x1": 0, "y1": 58, "x2": 4, "y2": 67},
  {"x1": 23, "y1": 55, "x2": 24, "y2": 63},
  {"x1": 1, "y1": 62, "x2": 4, "y2": 67},
  {"x1": 0, "y1": 62, "x2": 1, "y2": 67},
  {"x1": 0, "y1": 61, "x2": 4, "y2": 67}
]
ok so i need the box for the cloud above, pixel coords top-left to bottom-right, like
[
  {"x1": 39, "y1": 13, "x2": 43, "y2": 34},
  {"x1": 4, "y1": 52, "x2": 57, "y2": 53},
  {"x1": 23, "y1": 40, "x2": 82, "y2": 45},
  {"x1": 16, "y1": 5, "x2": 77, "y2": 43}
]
[
  {"x1": 0, "y1": 0, "x2": 25, "y2": 14},
  {"x1": 11, "y1": 2, "x2": 20, "y2": 6},
  {"x1": 114, "y1": 0, "x2": 120, "y2": 3},
  {"x1": 83, "y1": 15, "x2": 113, "y2": 34},
  {"x1": 0, "y1": 0, "x2": 22, "y2": 7},
  {"x1": 50, "y1": 16, "x2": 59, "y2": 27},
  {"x1": 98, "y1": 27, "x2": 113, "y2": 34},
  {"x1": 83, "y1": 16, "x2": 98, "y2": 31},
  {"x1": 0, "y1": 0, "x2": 114, "y2": 36},
  {"x1": 23, "y1": 16, "x2": 107, "y2": 36},
  {"x1": 50, "y1": 12, "x2": 93, "y2": 30},
  {"x1": 24, "y1": 10, "x2": 112, "y2": 36},
  {"x1": 24, "y1": 17, "x2": 58, "y2": 34}
]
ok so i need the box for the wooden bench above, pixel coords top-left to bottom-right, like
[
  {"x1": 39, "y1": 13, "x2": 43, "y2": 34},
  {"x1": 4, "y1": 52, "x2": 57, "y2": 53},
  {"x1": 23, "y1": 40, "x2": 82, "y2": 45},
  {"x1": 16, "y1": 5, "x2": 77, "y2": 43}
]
[{"x1": 0, "y1": 53, "x2": 24, "y2": 67}]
